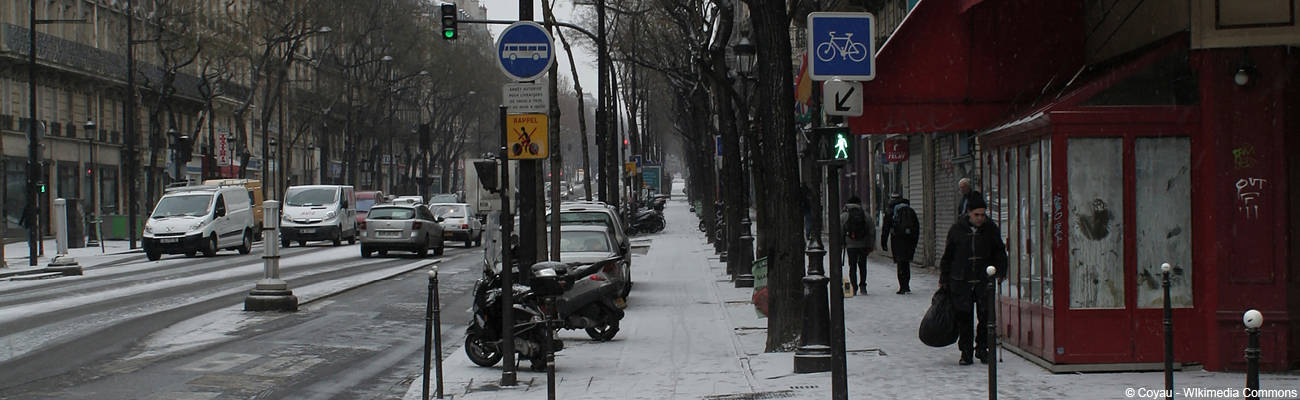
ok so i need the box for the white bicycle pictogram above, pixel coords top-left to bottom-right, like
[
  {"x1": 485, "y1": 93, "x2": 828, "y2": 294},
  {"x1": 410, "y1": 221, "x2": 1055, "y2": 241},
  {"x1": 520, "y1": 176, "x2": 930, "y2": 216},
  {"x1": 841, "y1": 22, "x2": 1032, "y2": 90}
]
[{"x1": 815, "y1": 31, "x2": 868, "y2": 62}]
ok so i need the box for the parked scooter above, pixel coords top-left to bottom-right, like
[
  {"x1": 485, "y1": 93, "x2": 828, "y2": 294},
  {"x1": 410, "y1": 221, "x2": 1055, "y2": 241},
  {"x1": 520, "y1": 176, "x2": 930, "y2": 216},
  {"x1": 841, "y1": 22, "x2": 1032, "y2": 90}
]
[
  {"x1": 627, "y1": 207, "x2": 665, "y2": 235},
  {"x1": 464, "y1": 257, "x2": 623, "y2": 370}
]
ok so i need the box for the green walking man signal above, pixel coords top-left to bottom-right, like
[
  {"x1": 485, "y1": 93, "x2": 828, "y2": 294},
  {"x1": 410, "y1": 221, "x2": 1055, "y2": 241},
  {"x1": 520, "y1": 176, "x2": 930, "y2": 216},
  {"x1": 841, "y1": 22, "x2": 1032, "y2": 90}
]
[
  {"x1": 441, "y1": 3, "x2": 458, "y2": 39},
  {"x1": 813, "y1": 126, "x2": 852, "y2": 164}
]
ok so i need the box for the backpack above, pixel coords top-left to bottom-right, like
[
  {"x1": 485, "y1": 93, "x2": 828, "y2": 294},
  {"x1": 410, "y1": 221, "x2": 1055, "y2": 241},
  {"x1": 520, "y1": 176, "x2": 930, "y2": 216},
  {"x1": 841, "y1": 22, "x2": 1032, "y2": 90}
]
[
  {"x1": 893, "y1": 203, "x2": 919, "y2": 236},
  {"x1": 845, "y1": 207, "x2": 869, "y2": 240}
]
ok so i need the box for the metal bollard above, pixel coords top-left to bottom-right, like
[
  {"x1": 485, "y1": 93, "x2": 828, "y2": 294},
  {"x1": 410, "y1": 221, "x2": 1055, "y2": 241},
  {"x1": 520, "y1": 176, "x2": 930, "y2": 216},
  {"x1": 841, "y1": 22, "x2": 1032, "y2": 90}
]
[
  {"x1": 1161, "y1": 263, "x2": 1173, "y2": 399},
  {"x1": 987, "y1": 266, "x2": 997, "y2": 400},
  {"x1": 1244, "y1": 309, "x2": 1263, "y2": 400},
  {"x1": 424, "y1": 266, "x2": 444, "y2": 399},
  {"x1": 546, "y1": 295, "x2": 557, "y2": 400}
]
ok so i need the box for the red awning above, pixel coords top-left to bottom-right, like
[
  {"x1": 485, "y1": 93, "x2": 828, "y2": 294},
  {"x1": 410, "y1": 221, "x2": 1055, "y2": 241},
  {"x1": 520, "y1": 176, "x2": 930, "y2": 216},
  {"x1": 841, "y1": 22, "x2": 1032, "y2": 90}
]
[{"x1": 847, "y1": 0, "x2": 1084, "y2": 134}]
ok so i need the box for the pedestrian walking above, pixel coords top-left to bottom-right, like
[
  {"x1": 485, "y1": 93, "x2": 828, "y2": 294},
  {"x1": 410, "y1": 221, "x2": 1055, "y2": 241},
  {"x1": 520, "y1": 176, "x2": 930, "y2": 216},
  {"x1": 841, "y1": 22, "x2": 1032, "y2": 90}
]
[
  {"x1": 880, "y1": 193, "x2": 919, "y2": 294},
  {"x1": 938, "y1": 196, "x2": 1008, "y2": 366},
  {"x1": 955, "y1": 178, "x2": 986, "y2": 220},
  {"x1": 840, "y1": 195, "x2": 875, "y2": 296}
]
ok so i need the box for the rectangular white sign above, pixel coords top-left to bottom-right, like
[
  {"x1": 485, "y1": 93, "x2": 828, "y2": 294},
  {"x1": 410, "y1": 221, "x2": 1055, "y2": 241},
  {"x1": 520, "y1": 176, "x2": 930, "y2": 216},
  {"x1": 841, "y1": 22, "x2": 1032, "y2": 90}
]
[
  {"x1": 216, "y1": 128, "x2": 232, "y2": 166},
  {"x1": 503, "y1": 82, "x2": 549, "y2": 114}
]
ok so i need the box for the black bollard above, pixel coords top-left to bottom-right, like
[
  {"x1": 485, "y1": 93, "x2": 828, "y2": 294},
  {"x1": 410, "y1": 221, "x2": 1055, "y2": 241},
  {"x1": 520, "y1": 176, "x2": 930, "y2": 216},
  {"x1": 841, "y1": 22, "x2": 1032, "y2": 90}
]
[
  {"x1": 1245, "y1": 309, "x2": 1262, "y2": 400},
  {"x1": 1161, "y1": 263, "x2": 1172, "y2": 399},
  {"x1": 424, "y1": 266, "x2": 445, "y2": 399},
  {"x1": 546, "y1": 295, "x2": 557, "y2": 400},
  {"x1": 987, "y1": 266, "x2": 997, "y2": 400}
]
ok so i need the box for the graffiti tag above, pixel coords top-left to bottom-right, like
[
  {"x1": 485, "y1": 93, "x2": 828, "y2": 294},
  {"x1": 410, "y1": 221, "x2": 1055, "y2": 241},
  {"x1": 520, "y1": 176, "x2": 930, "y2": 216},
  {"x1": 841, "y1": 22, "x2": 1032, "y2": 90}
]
[
  {"x1": 1052, "y1": 193, "x2": 1065, "y2": 247},
  {"x1": 1236, "y1": 177, "x2": 1267, "y2": 219},
  {"x1": 1232, "y1": 144, "x2": 1257, "y2": 170}
]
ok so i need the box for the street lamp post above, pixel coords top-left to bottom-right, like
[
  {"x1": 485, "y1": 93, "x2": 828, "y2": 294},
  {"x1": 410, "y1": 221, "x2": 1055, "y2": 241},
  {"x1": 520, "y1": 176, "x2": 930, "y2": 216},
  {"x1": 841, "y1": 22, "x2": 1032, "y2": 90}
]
[
  {"x1": 84, "y1": 120, "x2": 100, "y2": 248},
  {"x1": 269, "y1": 138, "x2": 279, "y2": 198},
  {"x1": 732, "y1": 35, "x2": 756, "y2": 288},
  {"x1": 307, "y1": 143, "x2": 315, "y2": 185}
]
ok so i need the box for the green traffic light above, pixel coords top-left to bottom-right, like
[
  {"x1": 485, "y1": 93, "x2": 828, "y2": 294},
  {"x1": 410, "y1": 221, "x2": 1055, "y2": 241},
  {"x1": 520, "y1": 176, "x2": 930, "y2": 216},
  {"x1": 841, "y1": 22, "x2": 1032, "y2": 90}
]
[{"x1": 444, "y1": 29, "x2": 455, "y2": 39}]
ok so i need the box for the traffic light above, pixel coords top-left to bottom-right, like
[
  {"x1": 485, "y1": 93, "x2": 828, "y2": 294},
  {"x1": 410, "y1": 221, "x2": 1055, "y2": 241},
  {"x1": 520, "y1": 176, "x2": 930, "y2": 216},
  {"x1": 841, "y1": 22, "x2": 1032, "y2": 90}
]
[
  {"x1": 39, "y1": 183, "x2": 46, "y2": 193},
  {"x1": 473, "y1": 160, "x2": 499, "y2": 193},
  {"x1": 441, "y1": 3, "x2": 458, "y2": 40},
  {"x1": 813, "y1": 126, "x2": 851, "y2": 163}
]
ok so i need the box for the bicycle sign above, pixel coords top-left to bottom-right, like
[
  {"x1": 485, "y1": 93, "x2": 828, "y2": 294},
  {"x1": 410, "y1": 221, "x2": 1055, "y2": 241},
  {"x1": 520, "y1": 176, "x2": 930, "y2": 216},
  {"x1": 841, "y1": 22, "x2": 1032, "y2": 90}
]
[{"x1": 807, "y1": 12, "x2": 876, "y2": 81}]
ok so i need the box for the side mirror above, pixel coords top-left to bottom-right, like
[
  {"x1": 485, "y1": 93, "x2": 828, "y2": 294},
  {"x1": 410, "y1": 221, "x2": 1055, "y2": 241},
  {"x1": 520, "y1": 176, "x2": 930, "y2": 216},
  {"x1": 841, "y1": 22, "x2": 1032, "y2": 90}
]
[
  {"x1": 436, "y1": 216, "x2": 445, "y2": 223},
  {"x1": 215, "y1": 207, "x2": 226, "y2": 218}
]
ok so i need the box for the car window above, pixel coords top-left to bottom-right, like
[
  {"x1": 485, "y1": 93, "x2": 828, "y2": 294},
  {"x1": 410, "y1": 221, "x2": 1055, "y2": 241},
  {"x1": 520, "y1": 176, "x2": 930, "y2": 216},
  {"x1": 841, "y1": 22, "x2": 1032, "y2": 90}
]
[
  {"x1": 356, "y1": 199, "x2": 377, "y2": 212},
  {"x1": 432, "y1": 205, "x2": 465, "y2": 218},
  {"x1": 555, "y1": 231, "x2": 611, "y2": 253},
  {"x1": 367, "y1": 207, "x2": 415, "y2": 220},
  {"x1": 555, "y1": 211, "x2": 613, "y2": 226},
  {"x1": 430, "y1": 194, "x2": 458, "y2": 203},
  {"x1": 418, "y1": 207, "x2": 436, "y2": 221},
  {"x1": 152, "y1": 194, "x2": 212, "y2": 218},
  {"x1": 285, "y1": 188, "x2": 337, "y2": 206}
]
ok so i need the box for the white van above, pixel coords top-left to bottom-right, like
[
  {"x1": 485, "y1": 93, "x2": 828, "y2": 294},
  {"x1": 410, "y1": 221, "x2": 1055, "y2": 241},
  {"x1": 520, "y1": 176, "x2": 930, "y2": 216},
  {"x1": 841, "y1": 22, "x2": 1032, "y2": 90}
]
[
  {"x1": 143, "y1": 185, "x2": 256, "y2": 261},
  {"x1": 281, "y1": 185, "x2": 357, "y2": 247}
]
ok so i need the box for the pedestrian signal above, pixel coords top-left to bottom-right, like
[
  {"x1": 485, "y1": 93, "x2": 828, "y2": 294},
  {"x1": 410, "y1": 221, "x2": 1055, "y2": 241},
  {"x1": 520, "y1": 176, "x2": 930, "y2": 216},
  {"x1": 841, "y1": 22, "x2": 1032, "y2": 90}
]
[{"x1": 813, "y1": 126, "x2": 851, "y2": 164}]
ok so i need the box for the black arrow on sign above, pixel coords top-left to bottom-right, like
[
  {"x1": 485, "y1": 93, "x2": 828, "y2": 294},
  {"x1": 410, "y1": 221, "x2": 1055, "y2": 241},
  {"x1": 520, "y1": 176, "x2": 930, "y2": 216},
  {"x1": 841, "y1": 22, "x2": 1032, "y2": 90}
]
[{"x1": 835, "y1": 86, "x2": 856, "y2": 112}]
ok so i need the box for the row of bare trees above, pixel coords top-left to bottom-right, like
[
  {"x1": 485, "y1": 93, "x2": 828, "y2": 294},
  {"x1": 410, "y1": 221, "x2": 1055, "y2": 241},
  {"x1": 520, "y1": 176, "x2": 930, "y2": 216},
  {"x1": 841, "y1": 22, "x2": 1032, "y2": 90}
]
[{"x1": 128, "y1": 0, "x2": 506, "y2": 205}]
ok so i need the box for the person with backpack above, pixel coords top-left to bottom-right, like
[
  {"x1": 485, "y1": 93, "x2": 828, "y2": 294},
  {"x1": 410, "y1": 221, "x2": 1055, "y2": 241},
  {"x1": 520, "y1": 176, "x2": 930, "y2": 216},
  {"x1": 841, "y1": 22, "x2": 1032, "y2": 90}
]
[
  {"x1": 839, "y1": 195, "x2": 875, "y2": 295},
  {"x1": 938, "y1": 196, "x2": 1008, "y2": 365},
  {"x1": 881, "y1": 192, "x2": 919, "y2": 294}
]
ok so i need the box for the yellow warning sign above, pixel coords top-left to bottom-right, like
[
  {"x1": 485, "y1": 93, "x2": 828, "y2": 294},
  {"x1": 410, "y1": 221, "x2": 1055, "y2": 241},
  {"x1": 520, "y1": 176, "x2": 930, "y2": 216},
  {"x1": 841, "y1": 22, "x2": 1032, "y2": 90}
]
[
  {"x1": 624, "y1": 162, "x2": 636, "y2": 174},
  {"x1": 506, "y1": 114, "x2": 549, "y2": 159}
]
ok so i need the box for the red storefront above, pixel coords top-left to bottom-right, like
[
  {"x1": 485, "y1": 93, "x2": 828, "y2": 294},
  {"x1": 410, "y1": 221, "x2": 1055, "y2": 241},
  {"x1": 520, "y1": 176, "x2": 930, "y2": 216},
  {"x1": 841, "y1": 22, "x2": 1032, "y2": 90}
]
[{"x1": 849, "y1": 0, "x2": 1299, "y2": 371}]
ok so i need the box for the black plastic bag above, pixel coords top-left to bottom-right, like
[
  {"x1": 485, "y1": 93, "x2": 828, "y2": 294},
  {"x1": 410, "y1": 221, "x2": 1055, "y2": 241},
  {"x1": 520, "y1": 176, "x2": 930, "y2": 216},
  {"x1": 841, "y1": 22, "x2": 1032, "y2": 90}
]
[{"x1": 919, "y1": 288, "x2": 959, "y2": 347}]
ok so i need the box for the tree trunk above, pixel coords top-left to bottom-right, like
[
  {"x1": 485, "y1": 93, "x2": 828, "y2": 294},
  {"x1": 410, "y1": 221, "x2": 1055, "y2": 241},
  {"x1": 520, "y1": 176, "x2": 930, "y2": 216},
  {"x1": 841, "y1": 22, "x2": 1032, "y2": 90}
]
[{"x1": 747, "y1": 0, "x2": 806, "y2": 352}]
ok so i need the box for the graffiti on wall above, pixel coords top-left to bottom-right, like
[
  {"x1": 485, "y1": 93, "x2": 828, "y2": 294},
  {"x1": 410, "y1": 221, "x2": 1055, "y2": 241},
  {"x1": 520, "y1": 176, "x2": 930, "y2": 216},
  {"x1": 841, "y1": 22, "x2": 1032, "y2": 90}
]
[
  {"x1": 1052, "y1": 193, "x2": 1065, "y2": 248},
  {"x1": 1232, "y1": 144, "x2": 1257, "y2": 170},
  {"x1": 1235, "y1": 177, "x2": 1267, "y2": 219}
]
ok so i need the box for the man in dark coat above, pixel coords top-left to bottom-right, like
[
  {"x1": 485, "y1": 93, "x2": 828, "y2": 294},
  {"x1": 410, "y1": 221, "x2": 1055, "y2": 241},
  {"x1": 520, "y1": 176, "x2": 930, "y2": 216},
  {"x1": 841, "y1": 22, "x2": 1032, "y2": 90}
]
[
  {"x1": 939, "y1": 196, "x2": 1008, "y2": 365},
  {"x1": 955, "y1": 178, "x2": 986, "y2": 220},
  {"x1": 880, "y1": 193, "x2": 919, "y2": 294}
]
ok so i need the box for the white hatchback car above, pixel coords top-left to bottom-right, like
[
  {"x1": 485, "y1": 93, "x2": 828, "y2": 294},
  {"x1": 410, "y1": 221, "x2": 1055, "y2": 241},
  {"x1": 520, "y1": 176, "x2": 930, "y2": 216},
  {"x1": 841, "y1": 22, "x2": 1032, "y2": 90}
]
[{"x1": 429, "y1": 203, "x2": 483, "y2": 247}]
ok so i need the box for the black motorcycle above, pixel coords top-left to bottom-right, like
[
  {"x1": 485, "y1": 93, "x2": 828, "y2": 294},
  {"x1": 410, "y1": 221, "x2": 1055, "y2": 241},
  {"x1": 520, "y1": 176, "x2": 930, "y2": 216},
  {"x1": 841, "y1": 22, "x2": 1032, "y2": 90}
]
[
  {"x1": 464, "y1": 258, "x2": 622, "y2": 369},
  {"x1": 627, "y1": 208, "x2": 665, "y2": 235}
]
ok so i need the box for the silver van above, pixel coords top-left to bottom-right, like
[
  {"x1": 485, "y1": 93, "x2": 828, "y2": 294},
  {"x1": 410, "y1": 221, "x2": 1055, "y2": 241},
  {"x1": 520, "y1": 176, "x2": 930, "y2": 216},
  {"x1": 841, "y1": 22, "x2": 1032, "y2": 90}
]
[
  {"x1": 143, "y1": 185, "x2": 256, "y2": 261},
  {"x1": 280, "y1": 185, "x2": 358, "y2": 247}
]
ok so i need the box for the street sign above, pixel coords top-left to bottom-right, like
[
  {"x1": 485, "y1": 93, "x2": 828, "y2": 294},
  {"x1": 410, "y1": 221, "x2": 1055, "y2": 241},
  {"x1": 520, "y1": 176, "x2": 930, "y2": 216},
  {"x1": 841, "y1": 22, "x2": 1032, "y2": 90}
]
[
  {"x1": 624, "y1": 162, "x2": 636, "y2": 175},
  {"x1": 715, "y1": 135, "x2": 723, "y2": 156},
  {"x1": 823, "y1": 78, "x2": 863, "y2": 117},
  {"x1": 496, "y1": 22, "x2": 556, "y2": 82},
  {"x1": 642, "y1": 165, "x2": 662, "y2": 193},
  {"x1": 630, "y1": 155, "x2": 642, "y2": 168},
  {"x1": 215, "y1": 128, "x2": 231, "y2": 166},
  {"x1": 506, "y1": 114, "x2": 549, "y2": 159},
  {"x1": 813, "y1": 126, "x2": 852, "y2": 164},
  {"x1": 503, "y1": 82, "x2": 549, "y2": 114},
  {"x1": 807, "y1": 12, "x2": 876, "y2": 81}
]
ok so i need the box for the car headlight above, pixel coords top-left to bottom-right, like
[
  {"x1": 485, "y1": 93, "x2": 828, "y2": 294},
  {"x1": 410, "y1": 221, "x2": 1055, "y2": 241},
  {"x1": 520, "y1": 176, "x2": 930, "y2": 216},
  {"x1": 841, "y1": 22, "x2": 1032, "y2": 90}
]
[
  {"x1": 189, "y1": 221, "x2": 205, "y2": 232},
  {"x1": 325, "y1": 211, "x2": 337, "y2": 220},
  {"x1": 282, "y1": 214, "x2": 292, "y2": 222},
  {"x1": 143, "y1": 224, "x2": 153, "y2": 234}
]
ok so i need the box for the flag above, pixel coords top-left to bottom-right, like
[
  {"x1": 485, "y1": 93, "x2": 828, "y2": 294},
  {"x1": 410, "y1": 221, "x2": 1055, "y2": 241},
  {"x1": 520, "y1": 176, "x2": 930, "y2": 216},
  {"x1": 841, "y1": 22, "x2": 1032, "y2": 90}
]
[{"x1": 795, "y1": 53, "x2": 812, "y2": 106}]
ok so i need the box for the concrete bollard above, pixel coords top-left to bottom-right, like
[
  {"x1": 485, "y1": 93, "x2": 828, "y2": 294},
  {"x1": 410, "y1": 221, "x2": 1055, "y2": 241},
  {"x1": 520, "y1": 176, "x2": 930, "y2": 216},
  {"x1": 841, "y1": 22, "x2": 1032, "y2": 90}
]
[{"x1": 245, "y1": 201, "x2": 297, "y2": 311}]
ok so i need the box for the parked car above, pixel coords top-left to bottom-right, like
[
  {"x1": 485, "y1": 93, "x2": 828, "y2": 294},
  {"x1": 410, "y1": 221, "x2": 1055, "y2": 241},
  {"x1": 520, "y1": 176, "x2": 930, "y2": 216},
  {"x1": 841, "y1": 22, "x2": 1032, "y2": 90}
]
[
  {"x1": 428, "y1": 193, "x2": 460, "y2": 204},
  {"x1": 281, "y1": 185, "x2": 358, "y2": 247},
  {"x1": 355, "y1": 190, "x2": 385, "y2": 226},
  {"x1": 550, "y1": 225, "x2": 627, "y2": 293},
  {"x1": 143, "y1": 185, "x2": 256, "y2": 261},
  {"x1": 359, "y1": 203, "x2": 446, "y2": 258},
  {"x1": 429, "y1": 203, "x2": 483, "y2": 247},
  {"x1": 548, "y1": 201, "x2": 632, "y2": 296}
]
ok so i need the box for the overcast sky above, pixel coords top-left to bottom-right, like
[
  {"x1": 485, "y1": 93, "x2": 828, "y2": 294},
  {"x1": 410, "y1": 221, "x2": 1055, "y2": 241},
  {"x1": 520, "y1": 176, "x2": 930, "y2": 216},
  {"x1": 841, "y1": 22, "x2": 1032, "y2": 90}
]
[{"x1": 477, "y1": 0, "x2": 601, "y2": 98}]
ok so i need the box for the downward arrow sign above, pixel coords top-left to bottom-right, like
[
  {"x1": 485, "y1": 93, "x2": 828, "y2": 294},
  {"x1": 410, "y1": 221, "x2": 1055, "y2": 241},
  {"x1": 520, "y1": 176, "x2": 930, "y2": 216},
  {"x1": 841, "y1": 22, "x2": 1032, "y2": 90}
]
[{"x1": 835, "y1": 86, "x2": 855, "y2": 112}]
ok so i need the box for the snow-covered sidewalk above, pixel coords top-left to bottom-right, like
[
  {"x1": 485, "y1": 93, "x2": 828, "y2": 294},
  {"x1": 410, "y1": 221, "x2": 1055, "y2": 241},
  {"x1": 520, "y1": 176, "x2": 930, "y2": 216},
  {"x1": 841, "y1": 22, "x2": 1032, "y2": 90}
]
[{"x1": 406, "y1": 194, "x2": 1299, "y2": 400}]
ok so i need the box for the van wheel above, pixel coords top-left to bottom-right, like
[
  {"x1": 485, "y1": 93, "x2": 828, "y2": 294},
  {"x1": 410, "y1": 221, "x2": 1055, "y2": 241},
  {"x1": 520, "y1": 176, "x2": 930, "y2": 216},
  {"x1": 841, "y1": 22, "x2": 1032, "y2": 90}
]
[
  {"x1": 361, "y1": 246, "x2": 372, "y2": 258},
  {"x1": 202, "y1": 235, "x2": 218, "y2": 257},
  {"x1": 281, "y1": 239, "x2": 290, "y2": 248},
  {"x1": 332, "y1": 230, "x2": 342, "y2": 246},
  {"x1": 238, "y1": 230, "x2": 253, "y2": 254},
  {"x1": 348, "y1": 231, "x2": 356, "y2": 245},
  {"x1": 299, "y1": 240, "x2": 307, "y2": 247},
  {"x1": 185, "y1": 251, "x2": 196, "y2": 258},
  {"x1": 146, "y1": 250, "x2": 161, "y2": 261}
]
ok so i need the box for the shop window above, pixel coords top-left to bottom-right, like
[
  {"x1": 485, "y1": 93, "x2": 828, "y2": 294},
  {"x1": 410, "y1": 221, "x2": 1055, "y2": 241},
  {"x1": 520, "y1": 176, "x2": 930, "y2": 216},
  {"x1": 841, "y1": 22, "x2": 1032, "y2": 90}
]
[
  {"x1": 99, "y1": 167, "x2": 118, "y2": 215},
  {"x1": 1078, "y1": 48, "x2": 1198, "y2": 106},
  {"x1": 1026, "y1": 144, "x2": 1041, "y2": 304},
  {"x1": 1005, "y1": 147, "x2": 1020, "y2": 299},
  {"x1": 1067, "y1": 138, "x2": 1125, "y2": 308},
  {"x1": 1041, "y1": 137, "x2": 1054, "y2": 307},
  {"x1": 5, "y1": 160, "x2": 26, "y2": 231},
  {"x1": 1135, "y1": 137, "x2": 1192, "y2": 308}
]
